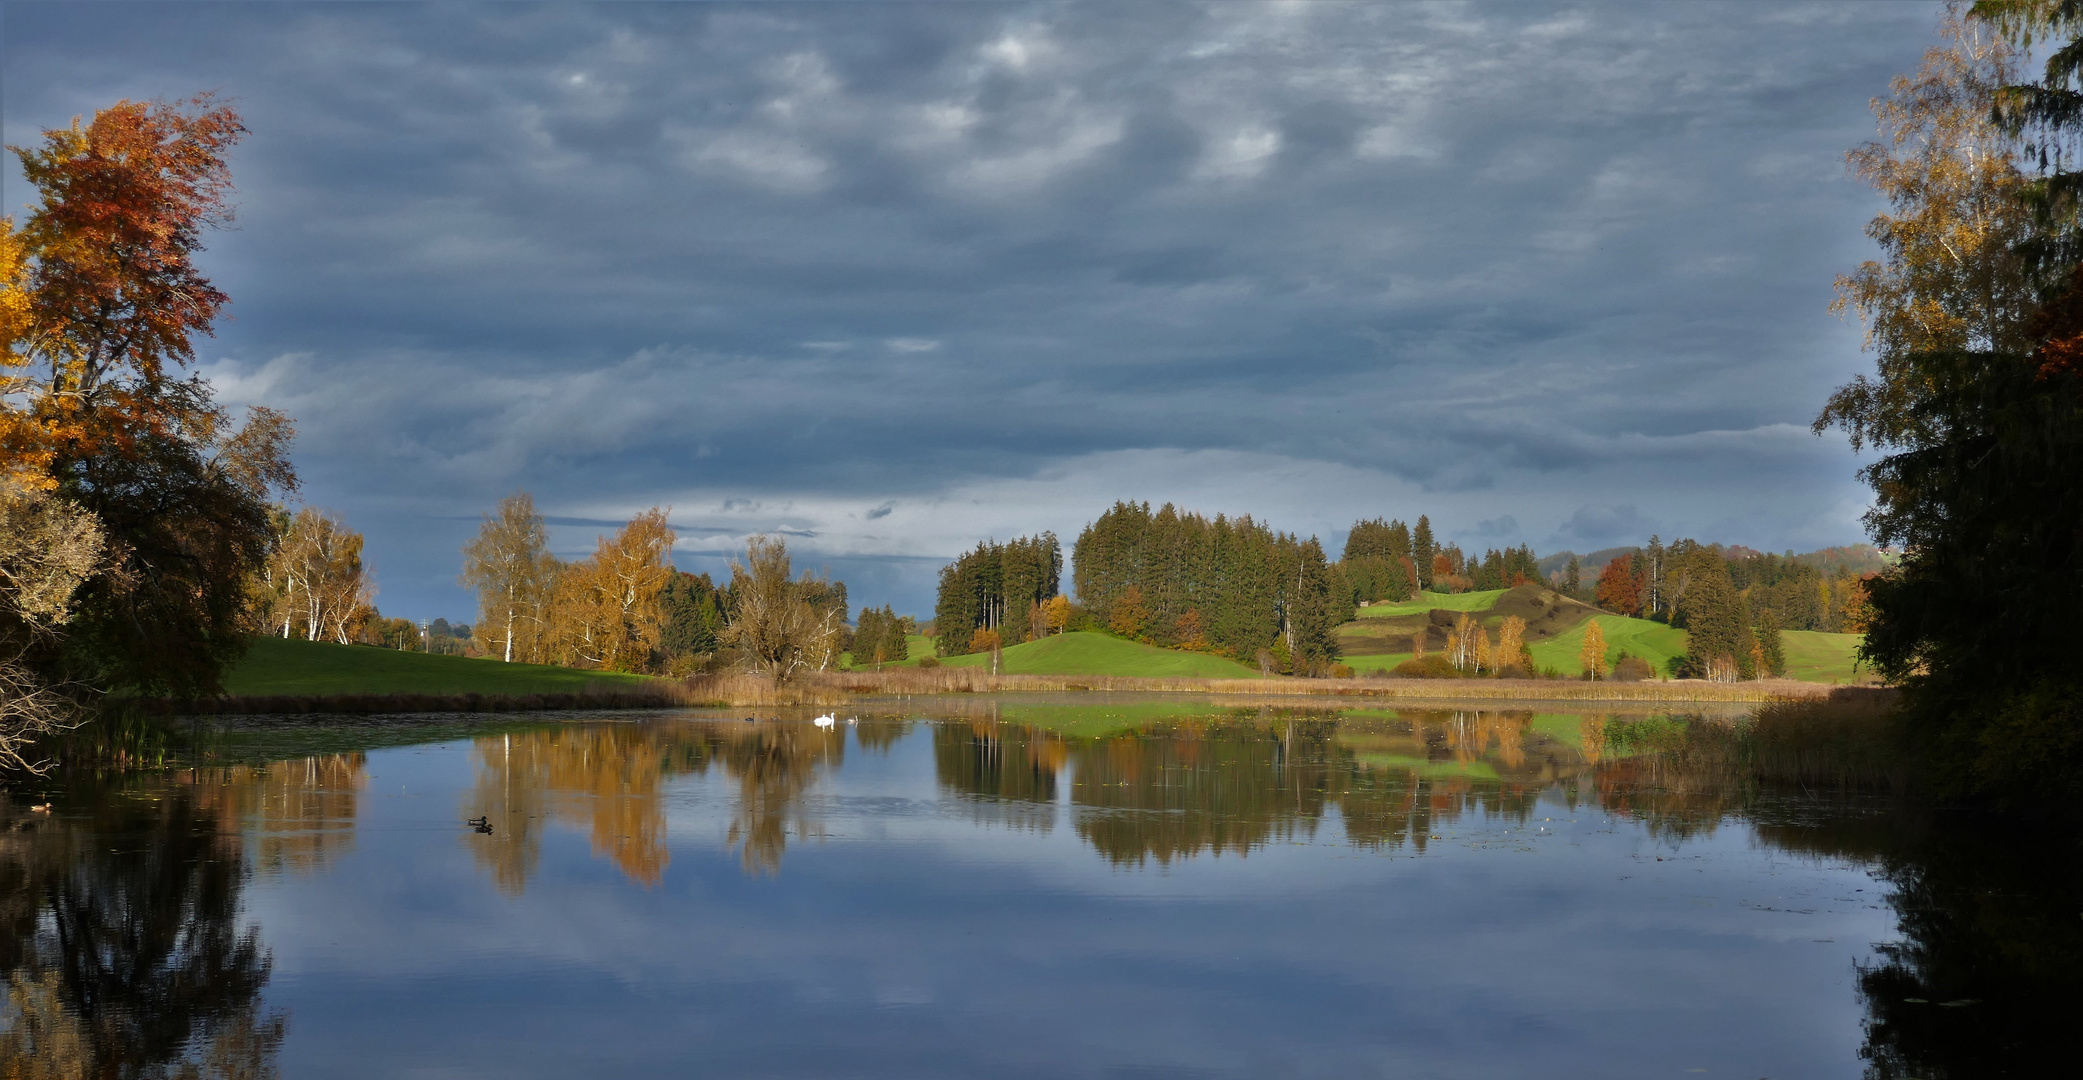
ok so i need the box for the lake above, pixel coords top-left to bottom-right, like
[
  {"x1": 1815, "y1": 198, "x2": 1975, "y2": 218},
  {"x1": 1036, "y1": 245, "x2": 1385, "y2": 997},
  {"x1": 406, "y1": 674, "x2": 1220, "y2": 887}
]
[{"x1": 2, "y1": 699, "x2": 2072, "y2": 1078}]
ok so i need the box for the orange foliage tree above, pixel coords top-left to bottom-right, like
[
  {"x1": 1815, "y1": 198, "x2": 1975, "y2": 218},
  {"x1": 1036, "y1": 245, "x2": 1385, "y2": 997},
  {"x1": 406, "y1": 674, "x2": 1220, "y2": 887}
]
[
  {"x1": 1594, "y1": 556, "x2": 1642, "y2": 615},
  {"x1": 1108, "y1": 585, "x2": 1149, "y2": 640},
  {"x1": 4, "y1": 95, "x2": 296, "y2": 697}
]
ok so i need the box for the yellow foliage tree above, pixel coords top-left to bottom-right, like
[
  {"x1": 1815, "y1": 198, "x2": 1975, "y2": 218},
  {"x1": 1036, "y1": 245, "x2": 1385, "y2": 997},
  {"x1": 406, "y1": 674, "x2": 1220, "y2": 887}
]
[
  {"x1": 1579, "y1": 620, "x2": 1609, "y2": 680},
  {"x1": 1042, "y1": 593, "x2": 1071, "y2": 636},
  {"x1": 1496, "y1": 615, "x2": 1529, "y2": 676},
  {"x1": 553, "y1": 508, "x2": 676, "y2": 672}
]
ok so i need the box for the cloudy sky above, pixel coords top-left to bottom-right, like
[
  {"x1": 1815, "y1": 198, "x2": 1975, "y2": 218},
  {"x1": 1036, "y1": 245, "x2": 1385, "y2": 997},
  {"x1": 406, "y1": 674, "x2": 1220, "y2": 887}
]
[{"x1": 3, "y1": 1, "x2": 1941, "y2": 620}]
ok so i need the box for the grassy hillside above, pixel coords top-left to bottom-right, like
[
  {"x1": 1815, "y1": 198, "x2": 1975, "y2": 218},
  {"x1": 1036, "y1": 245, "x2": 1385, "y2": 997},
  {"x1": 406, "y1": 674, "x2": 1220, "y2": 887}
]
[
  {"x1": 1781, "y1": 631, "x2": 1869, "y2": 684},
  {"x1": 1354, "y1": 590, "x2": 1508, "y2": 618},
  {"x1": 1528, "y1": 615, "x2": 1690, "y2": 677},
  {"x1": 224, "y1": 636, "x2": 653, "y2": 697},
  {"x1": 881, "y1": 631, "x2": 1261, "y2": 678}
]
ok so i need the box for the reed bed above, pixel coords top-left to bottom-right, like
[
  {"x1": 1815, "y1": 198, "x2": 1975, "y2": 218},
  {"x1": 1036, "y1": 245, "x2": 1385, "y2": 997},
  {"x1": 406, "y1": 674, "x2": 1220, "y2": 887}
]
[
  {"x1": 1745, "y1": 687, "x2": 1910, "y2": 791},
  {"x1": 159, "y1": 668, "x2": 1843, "y2": 715}
]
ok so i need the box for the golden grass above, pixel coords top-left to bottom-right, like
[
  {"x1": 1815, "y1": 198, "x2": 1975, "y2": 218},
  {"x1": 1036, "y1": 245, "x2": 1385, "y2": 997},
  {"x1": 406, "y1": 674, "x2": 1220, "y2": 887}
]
[
  {"x1": 1746, "y1": 688, "x2": 1909, "y2": 791},
  {"x1": 170, "y1": 667, "x2": 1848, "y2": 714}
]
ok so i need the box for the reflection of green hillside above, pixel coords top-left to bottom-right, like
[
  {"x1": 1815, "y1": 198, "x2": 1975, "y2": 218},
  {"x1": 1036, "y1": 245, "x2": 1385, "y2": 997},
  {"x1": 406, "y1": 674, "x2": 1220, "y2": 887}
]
[{"x1": 1345, "y1": 752, "x2": 1499, "y2": 780}]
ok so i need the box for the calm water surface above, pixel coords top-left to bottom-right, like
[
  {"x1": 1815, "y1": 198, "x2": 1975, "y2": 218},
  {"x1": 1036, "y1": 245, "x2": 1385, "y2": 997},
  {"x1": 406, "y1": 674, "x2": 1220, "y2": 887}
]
[{"x1": 2, "y1": 700, "x2": 2072, "y2": 1078}]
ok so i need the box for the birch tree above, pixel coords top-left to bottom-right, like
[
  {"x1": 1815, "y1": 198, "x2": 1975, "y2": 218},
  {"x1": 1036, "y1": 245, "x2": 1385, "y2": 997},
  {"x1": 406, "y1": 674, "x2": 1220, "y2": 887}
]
[{"x1": 461, "y1": 492, "x2": 555, "y2": 663}]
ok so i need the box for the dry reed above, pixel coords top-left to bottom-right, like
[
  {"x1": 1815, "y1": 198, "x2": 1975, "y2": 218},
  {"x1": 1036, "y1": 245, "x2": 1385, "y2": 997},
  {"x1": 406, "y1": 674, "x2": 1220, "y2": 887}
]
[
  {"x1": 1746, "y1": 687, "x2": 1909, "y2": 791},
  {"x1": 163, "y1": 669, "x2": 1846, "y2": 715}
]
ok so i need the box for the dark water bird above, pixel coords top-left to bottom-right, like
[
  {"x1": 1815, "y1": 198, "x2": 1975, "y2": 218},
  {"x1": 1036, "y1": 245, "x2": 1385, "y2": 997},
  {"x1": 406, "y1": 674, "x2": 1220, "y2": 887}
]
[
  {"x1": 743, "y1": 716, "x2": 756, "y2": 722},
  {"x1": 467, "y1": 816, "x2": 491, "y2": 833}
]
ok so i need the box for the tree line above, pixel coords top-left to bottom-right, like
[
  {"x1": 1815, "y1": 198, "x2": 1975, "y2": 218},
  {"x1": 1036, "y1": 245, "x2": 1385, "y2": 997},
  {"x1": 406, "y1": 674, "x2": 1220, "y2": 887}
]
[
  {"x1": 1341, "y1": 515, "x2": 1541, "y2": 601},
  {"x1": 459, "y1": 493, "x2": 849, "y2": 681},
  {"x1": 932, "y1": 534, "x2": 1063, "y2": 656},
  {"x1": 1070, "y1": 501, "x2": 1346, "y2": 674}
]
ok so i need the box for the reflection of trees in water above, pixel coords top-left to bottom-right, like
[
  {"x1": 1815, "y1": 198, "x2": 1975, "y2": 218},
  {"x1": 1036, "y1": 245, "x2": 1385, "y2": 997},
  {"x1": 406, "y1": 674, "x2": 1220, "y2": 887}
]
[
  {"x1": 933, "y1": 722, "x2": 1062, "y2": 833},
  {"x1": 0, "y1": 787, "x2": 284, "y2": 1079},
  {"x1": 465, "y1": 727, "x2": 706, "y2": 890},
  {"x1": 1577, "y1": 715, "x2": 1752, "y2": 840},
  {"x1": 931, "y1": 710, "x2": 1568, "y2": 866},
  {"x1": 1752, "y1": 809, "x2": 2083, "y2": 1080},
  {"x1": 466, "y1": 721, "x2": 847, "y2": 887},
  {"x1": 188, "y1": 754, "x2": 367, "y2": 878}
]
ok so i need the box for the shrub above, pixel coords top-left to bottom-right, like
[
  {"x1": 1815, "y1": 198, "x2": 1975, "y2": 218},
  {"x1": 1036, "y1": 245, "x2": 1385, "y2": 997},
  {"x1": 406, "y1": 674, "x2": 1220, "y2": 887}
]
[
  {"x1": 1612, "y1": 654, "x2": 1655, "y2": 682},
  {"x1": 1392, "y1": 655, "x2": 1462, "y2": 679},
  {"x1": 917, "y1": 656, "x2": 941, "y2": 669},
  {"x1": 1329, "y1": 664, "x2": 1354, "y2": 679}
]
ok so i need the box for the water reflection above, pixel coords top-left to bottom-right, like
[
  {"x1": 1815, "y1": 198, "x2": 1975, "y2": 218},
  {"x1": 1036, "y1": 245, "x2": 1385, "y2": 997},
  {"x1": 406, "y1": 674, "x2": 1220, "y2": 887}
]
[
  {"x1": 463, "y1": 719, "x2": 868, "y2": 884},
  {"x1": 0, "y1": 781, "x2": 285, "y2": 1079},
  {"x1": 932, "y1": 708, "x2": 1583, "y2": 865},
  {"x1": 4, "y1": 706, "x2": 2077, "y2": 1078}
]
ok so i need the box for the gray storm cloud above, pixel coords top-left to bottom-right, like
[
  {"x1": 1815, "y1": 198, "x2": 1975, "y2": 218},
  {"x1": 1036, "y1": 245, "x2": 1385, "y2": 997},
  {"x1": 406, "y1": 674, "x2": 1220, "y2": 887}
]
[{"x1": 2, "y1": 1, "x2": 1932, "y2": 617}]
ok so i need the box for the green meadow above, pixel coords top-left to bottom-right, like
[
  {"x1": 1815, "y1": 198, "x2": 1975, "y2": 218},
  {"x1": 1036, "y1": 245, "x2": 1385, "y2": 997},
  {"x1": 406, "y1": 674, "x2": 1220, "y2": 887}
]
[
  {"x1": 870, "y1": 631, "x2": 1260, "y2": 679},
  {"x1": 1354, "y1": 590, "x2": 1509, "y2": 618},
  {"x1": 223, "y1": 636, "x2": 654, "y2": 697},
  {"x1": 1780, "y1": 630, "x2": 1870, "y2": 684},
  {"x1": 1529, "y1": 615, "x2": 1691, "y2": 677}
]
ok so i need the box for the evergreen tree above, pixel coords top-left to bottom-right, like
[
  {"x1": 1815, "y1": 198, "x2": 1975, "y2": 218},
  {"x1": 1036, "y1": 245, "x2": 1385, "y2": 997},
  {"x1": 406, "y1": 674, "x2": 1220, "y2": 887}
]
[
  {"x1": 934, "y1": 533, "x2": 1061, "y2": 655},
  {"x1": 1672, "y1": 548, "x2": 1754, "y2": 679},
  {"x1": 1412, "y1": 516, "x2": 1437, "y2": 589},
  {"x1": 658, "y1": 571, "x2": 724, "y2": 661},
  {"x1": 1757, "y1": 609, "x2": 1786, "y2": 677}
]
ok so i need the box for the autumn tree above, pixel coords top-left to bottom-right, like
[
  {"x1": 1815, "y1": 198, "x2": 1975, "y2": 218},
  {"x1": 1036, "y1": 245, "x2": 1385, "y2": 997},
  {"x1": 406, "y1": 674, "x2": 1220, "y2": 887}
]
[
  {"x1": 1108, "y1": 584, "x2": 1150, "y2": 641},
  {"x1": 461, "y1": 492, "x2": 556, "y2": 664},
  {"x1": 722, "y1": 535, "x2": 844, "y2": 685},
  {"x1": 1496, "y1": 615, "x2": 1530, "y2": 677},
  {"x1": 1041, "y1": 594, "x2": 1071, "y2": 636},
  {"x1": 1579, "y1": 621, "x2": 1608, "y2": 680},
  {"x1": 262, "y1": 507, "x2": 374, "y2": 644},
  {"x1": 552, "y1": 508, "x2": 676, "y2": 673},
  {"x1": 3, "y1": 96, "x2": 295, "y2": 698},
  {"x1": 1594, "y1": 556, "x2": 1643, "y2": 615},
  {"x1": 0, "y1": 479, "x2": 105, "y2": 767}
]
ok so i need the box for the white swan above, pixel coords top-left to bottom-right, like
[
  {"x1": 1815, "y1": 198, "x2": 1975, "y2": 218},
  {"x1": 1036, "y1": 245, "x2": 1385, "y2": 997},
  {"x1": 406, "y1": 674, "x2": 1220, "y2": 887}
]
[
  {"x1": 847, "y1": 716, "x2": 857, "y2": 725},
  {"x1": 813, "y1": 713, "x2": 836, "y2": 728}
]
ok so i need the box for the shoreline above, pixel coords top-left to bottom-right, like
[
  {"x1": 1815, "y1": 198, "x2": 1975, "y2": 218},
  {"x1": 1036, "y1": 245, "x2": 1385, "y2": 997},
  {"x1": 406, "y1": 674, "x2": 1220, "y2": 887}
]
[{"x1": 155, "y1": 672, "x2": 1876, "y2": 716}]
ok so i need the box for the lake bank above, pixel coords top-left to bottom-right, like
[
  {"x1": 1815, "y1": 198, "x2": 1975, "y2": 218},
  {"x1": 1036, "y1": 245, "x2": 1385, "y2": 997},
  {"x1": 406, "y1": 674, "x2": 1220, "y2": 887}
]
[{"x1": 160, "y1": 670, "x2": 1864, "y2": 715}]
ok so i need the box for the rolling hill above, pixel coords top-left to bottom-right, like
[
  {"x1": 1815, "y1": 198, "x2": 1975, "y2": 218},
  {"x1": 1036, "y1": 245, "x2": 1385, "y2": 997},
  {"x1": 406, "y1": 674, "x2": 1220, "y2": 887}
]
[{"x1": 898, "y1": 631, "x2": 1261, "y2": 678}]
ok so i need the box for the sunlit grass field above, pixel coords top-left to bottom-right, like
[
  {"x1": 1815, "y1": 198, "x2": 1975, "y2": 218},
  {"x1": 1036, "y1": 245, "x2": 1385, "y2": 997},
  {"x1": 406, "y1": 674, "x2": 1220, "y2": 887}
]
[
  {"x1": 224, "y1": 636, "x2": 653, "y2": 697},
  {"x1": 1354, "y1": 590, "x2": 1509, "y2": 618},
  {"x1": 856, "y1": 631, "x2": 1259, "y2": 678},
  {"x1": 922, "y1": 631, "x2": 1261, "y2": 678},
  {"x1": 1528, "y1": 615, "x2": 1690, "y2": 677},
  {"x1": 1781, "y1": 631, "x2": 1870, "y2": 684}
]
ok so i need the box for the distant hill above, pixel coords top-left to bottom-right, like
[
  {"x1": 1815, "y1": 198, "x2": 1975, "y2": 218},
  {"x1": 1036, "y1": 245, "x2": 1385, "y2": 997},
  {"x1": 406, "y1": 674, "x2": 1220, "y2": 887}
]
[
  {"x1": 1540, "y1": 542, "x2": 1890, "y2": 579},
  {"x1": 1537, "y1": 547, "x2": 1639, "y2": 578}
]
